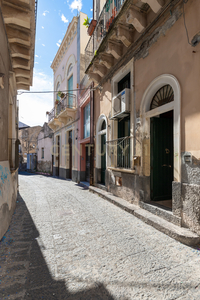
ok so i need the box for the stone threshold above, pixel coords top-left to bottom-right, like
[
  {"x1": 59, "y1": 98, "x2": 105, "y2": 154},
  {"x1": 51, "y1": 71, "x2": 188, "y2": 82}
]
[
  {"x1": 89, "y1": 186, "x2": 200, "y2": 246},
  {"x1": 139, "y1": 201, "x2": 181, "y2": 227}
]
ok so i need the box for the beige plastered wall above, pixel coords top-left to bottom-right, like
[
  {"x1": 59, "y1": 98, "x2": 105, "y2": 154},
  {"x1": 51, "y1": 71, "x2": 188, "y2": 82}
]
[
  {"x1": 135, "y1": 0, "x2": 200, "y2": 159},
  {"x1": 94, "y1": 81, "x2": 112, "y2": 169}
]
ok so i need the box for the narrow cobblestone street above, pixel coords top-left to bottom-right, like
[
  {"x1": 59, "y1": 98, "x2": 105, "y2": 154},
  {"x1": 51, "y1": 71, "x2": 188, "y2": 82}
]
[{"x1": 0, "y1": 173, "x2": 200, "y2": 299}]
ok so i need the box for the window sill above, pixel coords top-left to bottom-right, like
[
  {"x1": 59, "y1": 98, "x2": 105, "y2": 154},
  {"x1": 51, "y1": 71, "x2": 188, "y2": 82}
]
[{"x1": 108, "y1": 167, "x2": 135, "y2": 174}]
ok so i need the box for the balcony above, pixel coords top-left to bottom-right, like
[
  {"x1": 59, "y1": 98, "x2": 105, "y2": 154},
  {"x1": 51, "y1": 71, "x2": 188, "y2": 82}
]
[
  {"x1": 107, "y1": 136, "x2": 131, "y2": 170},
  {"x1": 48, "y1": 93, "x2": 77, "y2": 131},
  {"x1": 85, "y1": 0, "x2": 126, "y2": 71},
  {"x1": 85, "y1": 0, "x2": 167, "y2": 83}
]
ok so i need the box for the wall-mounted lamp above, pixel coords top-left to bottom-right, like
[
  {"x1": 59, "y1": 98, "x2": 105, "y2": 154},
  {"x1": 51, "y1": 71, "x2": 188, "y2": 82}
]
[{"x1": 0, "y1": 73, "x2": 5, "y2": 89}]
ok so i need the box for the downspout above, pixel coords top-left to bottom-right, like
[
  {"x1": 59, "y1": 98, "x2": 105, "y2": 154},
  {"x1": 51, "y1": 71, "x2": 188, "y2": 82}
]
[{"x1": 90, "y1": 82, "x2": 94, "y2": 186}]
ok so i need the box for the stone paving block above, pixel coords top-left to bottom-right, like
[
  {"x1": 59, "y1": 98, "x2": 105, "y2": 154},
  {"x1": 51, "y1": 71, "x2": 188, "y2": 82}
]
[{"x1": 1, "y1": 173, "x2": 200, "y2": 300}]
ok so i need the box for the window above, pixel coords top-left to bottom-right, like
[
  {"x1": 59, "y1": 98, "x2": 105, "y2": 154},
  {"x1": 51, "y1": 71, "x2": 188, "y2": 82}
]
[
  {"x1": 150, "y1": 85, "x2": 174, "y2": 110},
  {"x1": 68, "y1": 75, "x2": 73, "y2": 107},
  {"x1": 42, "y1": 148, "x2": 44, "y2": 159},
  {"x1": 67, "y1": 64, "x2": 73, "y2": 76},
  {"x1": 84, "y1": 103, "x2": 90, "y2": 139},
  {"x1": 56, "y1": 82, "x2": 60, "y2": 101},
  {"x1": 118, "y1": 72, "x2": 130, "y2": 93}
]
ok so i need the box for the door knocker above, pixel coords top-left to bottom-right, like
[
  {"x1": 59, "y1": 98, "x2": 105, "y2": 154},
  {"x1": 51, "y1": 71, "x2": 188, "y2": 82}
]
[{"x1": 165, "y1": 148, "x2": 170, "y2": 154}]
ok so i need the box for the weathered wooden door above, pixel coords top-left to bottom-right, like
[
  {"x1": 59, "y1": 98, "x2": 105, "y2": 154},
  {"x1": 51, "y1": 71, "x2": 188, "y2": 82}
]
[
  {"x1": 101, "y1": 134, "x2": 106, "y2": 185},
  {"x1": 150, "y1": 117, "x2": 173, "y2": 201}
]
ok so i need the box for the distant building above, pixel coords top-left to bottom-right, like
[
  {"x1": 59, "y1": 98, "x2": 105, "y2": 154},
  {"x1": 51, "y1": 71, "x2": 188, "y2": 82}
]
[
  {"x1": 18, "y1": 125, "x2": 42, "y2": 168},
  {"x1": 37, "y1": 123, "x2": 53, "y2": 174},
  {"x1": 48, "y1": 12, "x2": 90, "y2": 181},
  {"x1": 18, "y1": 121, "x2": 30, "y2": 130}
]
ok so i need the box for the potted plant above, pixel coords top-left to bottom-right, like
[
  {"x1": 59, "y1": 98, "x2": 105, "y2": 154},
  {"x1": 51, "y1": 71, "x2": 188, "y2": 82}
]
[
  {"x1": 88, "y1": 19, "x2": 97, "y2": 36},
  {"x1": 83, "y1": 16, "x2": 90, "y2": 28},
  {"x1": 55, "y1": 99, "x2": 60, "y2": 105}
]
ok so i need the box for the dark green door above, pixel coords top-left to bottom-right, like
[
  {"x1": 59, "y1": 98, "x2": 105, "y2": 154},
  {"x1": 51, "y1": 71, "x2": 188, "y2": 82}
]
[
  {"x1": 101, "y1": 134, "x2": 106, "y2": 185},
  {"x1": 150, "y1": 117, "x2": 173, "y2": 201}
]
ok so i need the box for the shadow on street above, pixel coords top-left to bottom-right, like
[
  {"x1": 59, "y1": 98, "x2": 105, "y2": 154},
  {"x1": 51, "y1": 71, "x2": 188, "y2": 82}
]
[{"x1": 0, "y1": 192, "x2": 114, "y2": 300}]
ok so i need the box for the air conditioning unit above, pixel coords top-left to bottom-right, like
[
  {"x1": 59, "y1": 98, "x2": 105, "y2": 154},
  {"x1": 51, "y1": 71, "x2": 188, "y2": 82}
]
[{"x1": 111, "y1": 88, "x2": 130, "y2": 119}]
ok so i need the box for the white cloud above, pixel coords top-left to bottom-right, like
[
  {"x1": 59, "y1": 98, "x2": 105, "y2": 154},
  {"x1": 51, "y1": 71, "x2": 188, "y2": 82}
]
[
  {"x1": 42, "y1": 44, "x2": 45, "y2": 47},
  {"x1": 43, "y1": 10, "x2": 49, "y2": 16},
  {"x1": 61, "y1": 14, "x2": 68, "y2": 23},
  {"x1": 69, "y1": 0, "x2": 82, "y2": 11},
  {"x1": 91, "y1": 8, "x2": 93, "y2": 11},
  {"x1": 42, "y1": 26, "x2": 44, "y2": 29},
  {"x1": 35, "y1": 62, "x2": 39, "y2": 64},
  {"x1": 35, "y1": 54, "x2": 39, "y2": 57},
  {"x1": 18, "y1": 71, "x2": 53, "y2": 127},
  {"x1": 56, "y1": 43, "x2": 60, "y2": 47},
  {"x1": 58, "y1": 39, "x2": 62, "y2": 43}
]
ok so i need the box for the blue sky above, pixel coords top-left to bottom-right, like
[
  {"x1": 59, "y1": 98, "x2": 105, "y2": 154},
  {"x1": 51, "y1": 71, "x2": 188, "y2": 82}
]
[{"x1": 18, "y1": 0, "x2": 93, "y2": 127}]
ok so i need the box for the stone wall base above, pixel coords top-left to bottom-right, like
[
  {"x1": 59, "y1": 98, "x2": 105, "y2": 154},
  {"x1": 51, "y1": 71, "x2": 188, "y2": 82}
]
[{"x1": 37, "y1": 160, "x2": 52, "y2": 174}]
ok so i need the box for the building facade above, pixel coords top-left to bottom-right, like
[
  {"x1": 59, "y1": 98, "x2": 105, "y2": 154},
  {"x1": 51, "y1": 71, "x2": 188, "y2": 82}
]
[
  {"x1": 18, "y1": 125, "x2": 42, "y2": 167},
  {"x1": 37, "y1": 122, "x2": 53, "y2": 174},
  {"x1": 48, "y1": 12, "x2": 90, "y2": 181},
  {"x1": 0, "y1": 0, "x2": 36, "y2": 240},
  {"x1": 85, "y1": 0, "x2": 200, "y2": 235}
]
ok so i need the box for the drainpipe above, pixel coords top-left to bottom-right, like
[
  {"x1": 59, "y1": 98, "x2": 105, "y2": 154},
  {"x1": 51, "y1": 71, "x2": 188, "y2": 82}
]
[{"x1": 90, "y1": 82, "x2": 94, "y2": 186}]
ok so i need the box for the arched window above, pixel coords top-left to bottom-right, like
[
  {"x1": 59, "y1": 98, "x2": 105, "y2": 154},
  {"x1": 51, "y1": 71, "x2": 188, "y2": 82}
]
[
  {"x1": 56, "y1": 82, "x2": 60, "y2": 100},
  {"x1": 150, "y1": 85, "x2": 174, "y2": 110},
  {"x1": 67, "y1": 64, "x2": 73, "y2": 76},
  {"x1": 101, "y1": 120, "x2": 106, "y2": 130}
]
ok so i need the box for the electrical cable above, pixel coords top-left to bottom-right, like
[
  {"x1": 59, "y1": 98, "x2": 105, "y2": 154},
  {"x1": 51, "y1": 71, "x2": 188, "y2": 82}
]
[{"x1": 17, "y1": 84, "x2": 102, "y2": 95}]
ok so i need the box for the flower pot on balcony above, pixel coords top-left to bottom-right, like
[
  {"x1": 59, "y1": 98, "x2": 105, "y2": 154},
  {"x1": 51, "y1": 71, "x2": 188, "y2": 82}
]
[
  {"x1": 88, "y1": 20, "x2": 97, "y2": 36},
  {"x1": 55, "y1": 100, "x2": 60, "y2": 105}
]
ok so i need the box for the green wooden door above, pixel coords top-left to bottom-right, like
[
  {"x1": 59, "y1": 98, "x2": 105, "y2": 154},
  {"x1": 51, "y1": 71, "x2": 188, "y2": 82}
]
[
  {"x1": 150, "y1": 117, "x2": 173, "y2": 201},
  {"x1": 101, "y1": 134, "x2": 106, "y2": 185}
]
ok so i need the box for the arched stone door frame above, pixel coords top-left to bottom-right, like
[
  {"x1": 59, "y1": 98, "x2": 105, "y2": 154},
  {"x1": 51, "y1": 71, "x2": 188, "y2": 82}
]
[
  {"x1": 96, "y1": 114, "x2": 108, "y2": 170},
  {"x1": 140, "y1": 74, "x2": 181, "y2": 183}
]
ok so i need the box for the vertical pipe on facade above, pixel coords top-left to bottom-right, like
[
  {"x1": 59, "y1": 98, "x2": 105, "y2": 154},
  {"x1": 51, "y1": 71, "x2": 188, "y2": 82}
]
[
  {"x1": 90, "y1": 82, "x2": 94, "y2": 185},
  {"x1": 133, "y1": 58, "x2": 136, "y2": 158}
]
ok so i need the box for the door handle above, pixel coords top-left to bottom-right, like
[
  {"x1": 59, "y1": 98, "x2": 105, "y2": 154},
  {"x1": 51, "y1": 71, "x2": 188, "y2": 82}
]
[{"x1": 162, "y1": 164, "x2": 171, "y2": 168}]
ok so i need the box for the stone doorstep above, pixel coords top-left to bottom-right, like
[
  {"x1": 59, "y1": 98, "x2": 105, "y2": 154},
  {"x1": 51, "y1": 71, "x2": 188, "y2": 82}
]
[
  {"x1": 89, "y1": 186, "x2": 200, "y2": 246},
  {"x1": 139, "y1": 201, "x2": 181, "y2": 227}
]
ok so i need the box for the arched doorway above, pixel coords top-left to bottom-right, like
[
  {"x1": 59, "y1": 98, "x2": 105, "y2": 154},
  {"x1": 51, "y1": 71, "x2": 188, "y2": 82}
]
[
  {"x1": 140, "y1": 75, "x2": 181, "y2": 206},
  {"x1": 150, "y1": 85, "x2": 174, "y2": 202},
  {"x1": 96, "y1": 115, "x2": 107, "y2": 185}
]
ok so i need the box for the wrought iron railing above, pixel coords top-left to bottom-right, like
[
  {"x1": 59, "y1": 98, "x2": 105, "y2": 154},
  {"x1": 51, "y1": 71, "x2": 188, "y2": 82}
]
[
  {"x1": 48, "y1": 93, "x2": 76, "y2": 122},
  {"x1": 107, "y1": 136, "x2": 131, "y2": 169},
  {"x1": 48, "y1": 107, "x2": 55, "y2": 122},
  {"x1": 85, "y1": 0, "x2": 126, "y2": 70}
]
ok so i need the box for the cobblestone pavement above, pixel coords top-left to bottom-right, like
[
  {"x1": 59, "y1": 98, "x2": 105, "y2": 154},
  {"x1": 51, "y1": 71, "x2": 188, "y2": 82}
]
[{"x1": 1, "y1": 173, "x2": 200, "y2": 300}]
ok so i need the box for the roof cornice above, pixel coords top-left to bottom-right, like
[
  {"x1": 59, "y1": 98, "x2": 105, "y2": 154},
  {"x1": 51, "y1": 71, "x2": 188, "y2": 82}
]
[{"x1": 51, "y1": 16, "x2": 78, "y2": 73}]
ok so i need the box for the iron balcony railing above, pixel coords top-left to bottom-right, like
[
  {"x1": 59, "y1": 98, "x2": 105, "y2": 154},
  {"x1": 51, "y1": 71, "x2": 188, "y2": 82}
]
[
  {"x1": 85, "y1": 0, "x2": 126, "y2": 70},
  {"x1": 48, "y1": 93, "x2": 76, "y2": 122},
  {"x1": 107, "y1": 136, "x2": 131, "y2": 169}
]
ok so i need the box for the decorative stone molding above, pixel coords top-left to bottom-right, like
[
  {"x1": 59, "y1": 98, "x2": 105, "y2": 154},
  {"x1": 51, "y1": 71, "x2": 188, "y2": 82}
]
[
  {"x1": 88, "y1": 71, "x2": 101, "y2": 83},
  {"x1": 93, "y1": 63, "x2": 107, "y2": 77},
  {"x1": 106, "y1": 41, "x2": 122, "y2": 60},
  {"x1": 116, "y1": 24, "x2": 134, "y2": 47},
  {"x1": 99, "y1": 54, "x2": 114, "y2": 69},
  {"x1": 126, "y1": 7, "x2": 146, "y2": 33},
  {"x1": 51, "y1": 17, "x2": 78, "y2": 72},
  {"x1": 141, "y1": 0, "x2": 164, "y2": 13},
  {"x1": 1, "y1": 0, "x2": 36, "y2": 90}
]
